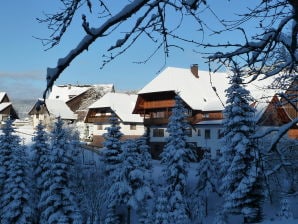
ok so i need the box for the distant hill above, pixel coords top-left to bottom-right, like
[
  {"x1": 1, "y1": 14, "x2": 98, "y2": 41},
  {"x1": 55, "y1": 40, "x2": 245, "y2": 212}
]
[{"x1": 13, "y1": 99, "x2": 36, "y2": 119}]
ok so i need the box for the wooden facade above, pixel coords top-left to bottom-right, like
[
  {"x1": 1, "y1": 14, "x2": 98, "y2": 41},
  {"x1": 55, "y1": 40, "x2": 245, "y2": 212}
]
[
  {"x1": 133, "y1": 91, "x2": 225, "y2": 159},
  {"x1": 84, "y1": 107, "x2": 111, "y2": 124},
  {"x1": 258, "y1": 95, "x2": 292, "y2": 126},
  {"x1": 258, "y1": 95, "x2": 298, "y2": 139},
  {"x1": 133, "y1": 91, "x2": 223, "y2": 126}
]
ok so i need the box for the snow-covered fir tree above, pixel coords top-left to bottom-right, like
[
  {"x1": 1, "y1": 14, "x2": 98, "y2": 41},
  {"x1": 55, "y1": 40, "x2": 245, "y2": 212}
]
[
  {"x1": 31, "y1": 122, "x2": 50, "y2": 222},
  {"x1": 156, "y1": 94, "x2": 195, "y2": 223},
  {"x1": 278, "y1": 197, "x2": 293, "y2": 220},
  {"x1": 100, "y1": 112, "x2": 123, "y2": 224},
  {"x1": 0, "y1": 118, "x2": 33, "y2": 223},
  {"x1": 135, "y1": 135, "x2": 154, "y2": 224},
  {"x1": 220, "y1": 64, "x2": 264, "y2": 223},
  {"x1": 196, "y1": 149, "x2": 218, "y2": 218},
  {"x1": 38, "y1": 117, "x2": 82, "y2": 224},
  {"x1": 115, "y1": 139, "x2": 153, "y2": 223}
]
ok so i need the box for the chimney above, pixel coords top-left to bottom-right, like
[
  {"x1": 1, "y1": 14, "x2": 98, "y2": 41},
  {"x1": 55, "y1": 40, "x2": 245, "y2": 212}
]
[{"x1": 190, "y1": 64, "x2": 199, "y2": 78}]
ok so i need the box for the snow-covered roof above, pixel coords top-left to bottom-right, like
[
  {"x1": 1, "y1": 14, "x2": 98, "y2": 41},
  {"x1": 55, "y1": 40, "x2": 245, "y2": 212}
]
[
  {"x1": 45, "y1": 99, "x2": 77, "y2": 120},
  {"x1": 0, "y1": 92, "x2": 7, "y2": 102},
  {"x1": 138, "y1": 66, "x2": 279, "y2": 111},
  {"x1": 138, "y1": 67, "x2": 229, "y2": 111},
  {"x1": 89, "y1": 92, "x2": 143, "y2": 123},
  {"x1": 48, "y1": 85, "x2": 90, "y2": 102},
  {"x1": 0, "y1": 102, "x2": 11, "y2": 112},
  {"x1": 47, "y1": 84, "x2": 114, "y2": 102}
]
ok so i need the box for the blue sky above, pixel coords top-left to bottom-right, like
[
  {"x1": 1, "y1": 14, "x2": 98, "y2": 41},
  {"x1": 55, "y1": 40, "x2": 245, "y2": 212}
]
[{"x1": 0, "y1": 0, "x2": 256, "y2": 100}]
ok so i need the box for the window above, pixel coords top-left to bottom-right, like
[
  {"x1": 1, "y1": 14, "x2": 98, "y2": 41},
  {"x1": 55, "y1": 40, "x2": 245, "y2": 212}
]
[
  {"x1": 97, "y1": 125, "x2": 103, "y2": 130},
  {"x1": 56, "y1": 95, "x2": 59, "y2": 99},
  {"x1": 197, "y1": 128, "x2": 201, "y2": 136},
  {"x1": 203, "y1": 113, "x2": 210, "y2": 118},
  {"x1": 185, "y1": 128, "x2": 192, "y2": 137},
  {"x1": 205, "y1": 129, "x2": 211, "y2": 139},
  {"x1": 153, "y1": 128, "x2": 164, "y2": 137},
  {"x1": 153, "y1": 111, "x2": 165, "y2": 118},
  {"x1": 130, "y1": 124, "x2": 137, "y2": 130},
  {"x1": 36, "y1": 114, "x2": 39, "y2": 119},
  {"x1": 217, "y1": 129, "x2": 224, "y2": 139}
]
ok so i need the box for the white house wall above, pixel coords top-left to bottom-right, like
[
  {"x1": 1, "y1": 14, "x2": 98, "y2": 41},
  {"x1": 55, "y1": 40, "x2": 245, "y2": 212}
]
[
  {"x1": 31, "y1": 113, "x2": 51, "y2": 128},
  {"x1": 149, "y1": 125, "x2": 224, "y2": 158},
  {"x1": 91, "y1": 123, "x2": 145, "y2": 137}
]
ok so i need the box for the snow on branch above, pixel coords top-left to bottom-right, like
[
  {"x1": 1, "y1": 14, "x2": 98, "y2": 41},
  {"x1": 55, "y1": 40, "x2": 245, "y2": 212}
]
[
  {"x1": 254, "y1": 118, "x2": 298, "y2": 142},
  {"x1": 42, "y1": 0, "x2": 209, "y2": 98},
  {"x1": 205, "y1": 1, "x2": 297, "y2": 81},
  {"x1": 43, "y1": 0, "x2": 151, "y2": 98},
  {"x1": 268, "y1": 117, "x2": 298, "y2": 152}
]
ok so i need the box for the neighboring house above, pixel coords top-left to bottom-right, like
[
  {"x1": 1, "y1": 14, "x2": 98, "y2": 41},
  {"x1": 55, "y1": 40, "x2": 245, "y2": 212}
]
[
  {"x1": 133, "y1": 65, "x2": 296, "y2": 158},
  {"x1": 84, "y1": 92, "x2": 145, "y2": 147},
  {"x1": 48, "y1": 84, "x2": 114, "y2": 110},
  {"x1": 255, "y1": 94, "x2": 298, "y2": 139},
  {"x1": 65, "y1": 84, "x2": 115, "y2": 120},
  {"x1": 0, "y1": 92, "x2": 19, "y2": 122},
  {"x1": 28, "y1": 99, "x2": 77, "y2": 128},
  {"x1": 48, "y1": 84, "x2": 91, "y2": 101},
  {"x1": 45, "y1": 83, "x2": 114, "y2": 135}
]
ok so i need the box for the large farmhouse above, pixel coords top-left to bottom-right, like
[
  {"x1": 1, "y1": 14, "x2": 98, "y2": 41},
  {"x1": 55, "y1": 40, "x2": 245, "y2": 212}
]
[{"x1": 133, "y1": 65, "x2": 297, "y2": 158}]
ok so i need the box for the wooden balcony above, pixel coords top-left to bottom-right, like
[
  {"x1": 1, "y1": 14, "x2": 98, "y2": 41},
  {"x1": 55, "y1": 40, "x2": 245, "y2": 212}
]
[
  {"x1": 85, "y1": 116, "x2": 110, "y2": 123},
  {"x1": 144, "y1": 117, "x2": 169, "y2": 125},
  {"x1": 144, "y1": 116, "x2": 194, "y2": 125}
]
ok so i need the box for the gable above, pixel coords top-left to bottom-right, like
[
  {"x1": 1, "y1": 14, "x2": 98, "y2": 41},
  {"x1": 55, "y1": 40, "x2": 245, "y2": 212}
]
[
  {"x1": 257, "y1": 95, "x2": 291, "y2": 126},
  {"x1": 0, "y1": 92, "x2": 9, "y2": 104}
]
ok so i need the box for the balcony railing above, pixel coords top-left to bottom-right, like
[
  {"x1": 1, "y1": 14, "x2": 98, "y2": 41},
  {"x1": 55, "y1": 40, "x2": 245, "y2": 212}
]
[
  {"x1": 144, "y1": 116, "x2": 194, "y2": 125},
  {"x1": 86, "y1": 116, "x2": 110, "y2": 123},
  {"x1": 144, "y1": 117, "x2": 169, "y2": 125}
]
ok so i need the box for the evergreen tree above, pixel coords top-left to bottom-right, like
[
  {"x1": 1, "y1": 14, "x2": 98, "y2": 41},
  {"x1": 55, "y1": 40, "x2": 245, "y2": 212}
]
[
  {"x1": 31, "y1": 122, "x2": 50, "y2": 222},
  {"x1": 0, "y1": 118, "x2": 33, "y2": 223},
  {"x1": 135, "y1": 135, "x2": 154, "y2": 224},
  {"x1": 38, "y1": 117, "x2": 82, "y2": 224},
  {"x1": 119, "y1": 140, "x2": 153, "y2": 223},
  {"x1": 220, "y1": 64, "x2": 263, "y2": 223},
  {"x1": 196, "y1": 149, "x2": 218, "y2": 217},
  {"x1": 100, "y1": 112, "x2": 123, "y2": 224},
  {"x1": 157, "y1": 94, "x2": 194, "y2": 223}
]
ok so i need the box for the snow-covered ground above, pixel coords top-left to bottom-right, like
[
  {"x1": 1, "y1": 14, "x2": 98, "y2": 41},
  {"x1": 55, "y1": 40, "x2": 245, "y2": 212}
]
[{"x1": 1, "y1": 123, "x2": 297, "y2": 223}]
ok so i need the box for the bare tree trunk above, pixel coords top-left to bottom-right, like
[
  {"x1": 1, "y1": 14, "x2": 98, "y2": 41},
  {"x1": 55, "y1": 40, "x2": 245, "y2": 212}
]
[{"x1": 127, "y1": 206, "x2": 131, "y2": 224}]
